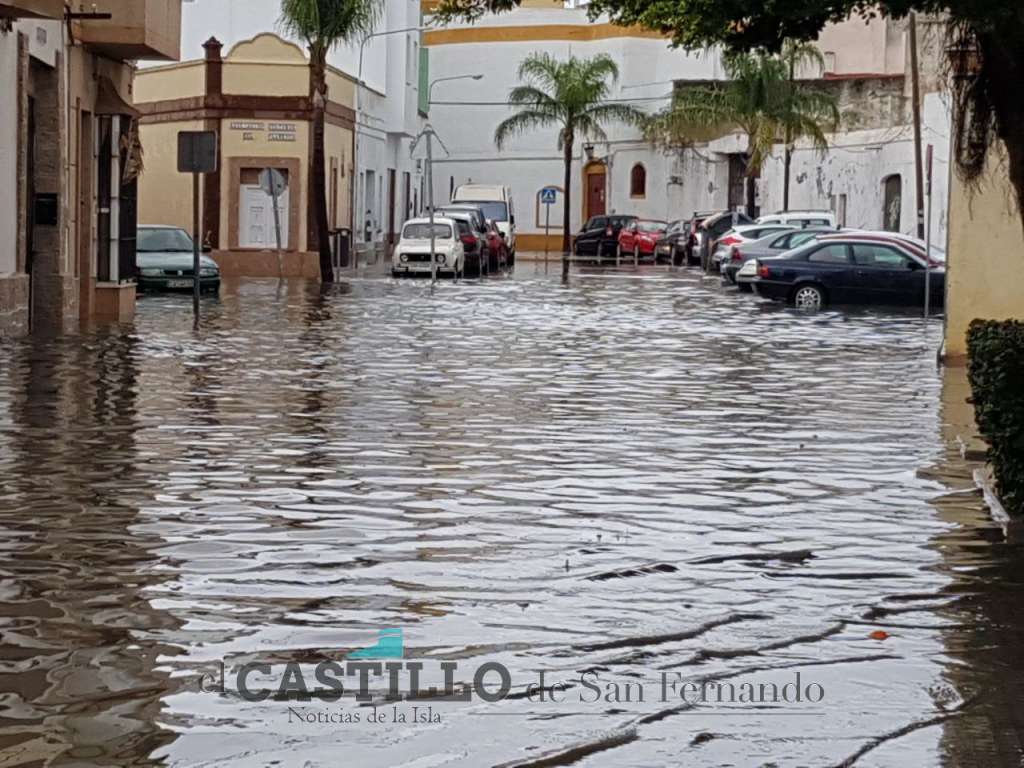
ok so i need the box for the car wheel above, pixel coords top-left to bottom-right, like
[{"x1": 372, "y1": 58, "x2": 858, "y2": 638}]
[
  {"x1": 738, "y1": 282, "x2": 753, "y2": 293},
  {"x1": 791, "y1": 284, "x2": 826, "y2": 309}
]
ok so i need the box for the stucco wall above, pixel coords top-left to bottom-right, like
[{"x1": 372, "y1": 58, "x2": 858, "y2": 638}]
[
  {"x1": 137, "y1": 119, "x2": 206, "y2": 231},
  {"x1": 134, "y1": 61, "x2": 205, "y2": 102},
  {"x1": 944, "y1": 149, "x2": 1024, "y2": 362}
]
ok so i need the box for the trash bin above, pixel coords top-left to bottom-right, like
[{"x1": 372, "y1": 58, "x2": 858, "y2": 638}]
[{"x1": 331, "y1": 228, "x2": 352, "y2": 271}]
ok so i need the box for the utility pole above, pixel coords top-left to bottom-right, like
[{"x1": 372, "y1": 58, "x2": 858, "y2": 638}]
[
  {"x1": 426, "y1": 131, "x2": 436, "y2": 285},
  {"x1": 782, "y1": 54, "x2": 795, "y2": 212},
  {"x1": 411, "y1": 124, "x2": 450, "y2": 287},
  {"x1": 909, "y1": 12, "x2": 925, "y2": 239}
]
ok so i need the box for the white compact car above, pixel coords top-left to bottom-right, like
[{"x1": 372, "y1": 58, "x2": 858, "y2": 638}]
[{"x1": 392, "y1": 217, "x2": 465, "y2": 278}]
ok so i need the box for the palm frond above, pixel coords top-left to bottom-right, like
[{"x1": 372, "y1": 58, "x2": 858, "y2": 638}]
[
  {"x1": 494, "y1": 110, "x2": 561, "y2": 149},
  {"x1": 495, "y1": 51, "x2": 633, "y2": 152},
  {"x1": 280, "y1": 0, "x2": 382, "y2": 48}
]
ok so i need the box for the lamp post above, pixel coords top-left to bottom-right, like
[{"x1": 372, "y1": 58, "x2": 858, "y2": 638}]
[
  {"x1": 353, "y1": 25, "x2": 426, "y2": 259},
  {"x1": 427, "y1": 73, "x2": 483, "y2": 104}
]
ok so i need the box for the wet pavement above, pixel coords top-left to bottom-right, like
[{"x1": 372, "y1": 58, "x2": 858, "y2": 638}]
[{"x1": 1, "y1": 262, "x2": 1023, "y2": 767}]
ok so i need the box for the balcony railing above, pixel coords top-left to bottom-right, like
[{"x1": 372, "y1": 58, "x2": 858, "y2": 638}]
[
  {"x1": 0, "y1": 0, "x2": 65, "y2": 19},
  {"x1": 73, "y1": 0, "x2": 181, "y2": 61}
]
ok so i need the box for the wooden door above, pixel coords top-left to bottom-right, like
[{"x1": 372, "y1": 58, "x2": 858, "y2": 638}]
[{"x1": 586, "y1": 171, "x2": 606, "y2": 218}]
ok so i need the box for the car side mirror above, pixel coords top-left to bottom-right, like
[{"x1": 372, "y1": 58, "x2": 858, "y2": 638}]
[
  {"x1": 202, "y1": 244, "x2": 212, "y2": 253},
  {"x1": 510, "y1": 215, "x2": 516, "y2": 226},
  {"x1": 908, "y1": 259, "x2": 921, "y2": 270},
  {"x1": 499, "y1": 232, "x2": 506, "y2": 239}
]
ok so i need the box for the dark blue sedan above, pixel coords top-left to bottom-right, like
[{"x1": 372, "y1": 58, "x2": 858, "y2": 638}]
[{"x1": 752, "y1": 235, "x2": 945, "y2": 309}]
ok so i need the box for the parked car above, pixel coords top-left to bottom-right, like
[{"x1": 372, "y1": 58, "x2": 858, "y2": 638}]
[
  {"x1": 451, "y1": 184, "x2": 516, "y2": 258},
  {"x1": 617, "y1": 219, "x2": 669, "y2": 262},
  {"x1": 137, "y1": 225, "x2": 220, "y2": 292},
  {"x1": 695, "y1": 211, "x2": 755, "y2": 268},
  {"x1": 391, "y1": 217, "x2": 465, "y2": 278},
  {"x1": 655, "y1": 220, "x2": 691, "y2": 265},
  {"x1": 574, "y1": 215, "x2": 638, "y2": 260},
  {"x1": 484, "y1": 219, "x2": 509, "y2": 271},
  {"x1": 751, "y1": 234, "x2": 945, "y2": 309},
  {"x1": 710, "y1": 223, "x2": 796, "y2": 271},
  {"x1": 757, "y1": 210, "x2": 837, "y2": 228},
  {"x1": 435, "y1": 208, "x2": 491, "y2": 277},
  {"x1": 817, "y1": 230, "x2": 945, "y2": 266},
  {"x1": 722, "y1": 227, "x2": 838, "y2": 289}
]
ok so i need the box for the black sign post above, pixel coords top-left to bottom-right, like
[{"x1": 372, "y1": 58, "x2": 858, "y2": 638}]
[{"x1": 177, "y1": 131, "x2": 218, "y2": 324}]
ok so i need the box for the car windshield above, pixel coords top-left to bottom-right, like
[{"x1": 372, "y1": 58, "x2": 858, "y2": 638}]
[
  {"x1": 137, "y1": 228, "x2": 193, "y2": 252},
  {"x1": 454, "y1": 201, "x2": 508, "y2": 221},
  {"x1": 638, "y1": 221, "x2": 667, "y2": 233},
  {"x1": 403, "y1": 222, "x2": 452, "y2": 239},
  {"x1": 609, "y1": 216, "x2": 636, "y2": 228}
]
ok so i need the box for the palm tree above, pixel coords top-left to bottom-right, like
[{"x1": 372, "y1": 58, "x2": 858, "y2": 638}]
[
  {"x1": 495, "y1": 53, "x2": 644, "y2": 277},
  {"x1": 280, "y1": 0, "x2": 381, "y2": 283},
  {"x1": 646, "y1": 44, "x2": 839, "y2": 215}
]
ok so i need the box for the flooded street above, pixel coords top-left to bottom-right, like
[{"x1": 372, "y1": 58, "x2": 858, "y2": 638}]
[{"x1": 1, "y1": 264, "x2": 1023, "y2": 767}]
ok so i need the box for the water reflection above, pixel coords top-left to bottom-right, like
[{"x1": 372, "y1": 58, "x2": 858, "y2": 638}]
[
  {"x1": 0, "y1": 267, "x2": 1019, "y2": 767},
  {"x1": 0, "y1": 330, "x2": 177, "y2": 766}
]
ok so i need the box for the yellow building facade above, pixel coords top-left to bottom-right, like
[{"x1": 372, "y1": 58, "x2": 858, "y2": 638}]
[
  {"x1": 135, "y1": 33, "x2": 355, "y2": 278},
  {"x1": 944, "y1": 147, "x2": 1024, "y2": 363}
]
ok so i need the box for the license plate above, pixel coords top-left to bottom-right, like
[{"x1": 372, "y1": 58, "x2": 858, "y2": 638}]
[{"x1": 167, "y1": 279, "x2": 193, "y2": 288}]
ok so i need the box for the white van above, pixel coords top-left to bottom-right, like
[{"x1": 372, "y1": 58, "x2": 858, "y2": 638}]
[{"x1": 451, "y1": 184, "x2": 516, "y2": 257}]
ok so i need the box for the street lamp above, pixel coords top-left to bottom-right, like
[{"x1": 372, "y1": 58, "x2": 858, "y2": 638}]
[
  {"x1": 428, "y1": 73, "x2": 483, "y2": 104},
  {"x1": 353, "y1": 25, "x2": 426, "y2": 253}
]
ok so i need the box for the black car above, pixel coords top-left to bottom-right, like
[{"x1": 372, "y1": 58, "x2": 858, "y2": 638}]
[
  {"x1": 655, "y1": 220, "x2": 691, "y2": 265},
  {"x1": 752, "y1": 236, "x2": 946, "y2": 309},
  {"x1": 573, "y1": 215, "x2": 638, "y2": 260}
]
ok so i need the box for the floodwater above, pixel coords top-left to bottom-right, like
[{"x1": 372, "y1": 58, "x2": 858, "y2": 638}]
[{"x1": 1, "y1": 263, "x2": 1023, "y2": 768}]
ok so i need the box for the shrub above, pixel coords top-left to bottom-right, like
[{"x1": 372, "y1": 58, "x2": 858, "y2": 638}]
[{"x1": 967, "y1": 319, "x2": 1024, "y2": 516}]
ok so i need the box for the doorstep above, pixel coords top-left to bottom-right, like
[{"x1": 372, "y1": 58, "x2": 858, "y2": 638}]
[{"x1": 95, "y1": 282, "x2": 136, "y2": 322}]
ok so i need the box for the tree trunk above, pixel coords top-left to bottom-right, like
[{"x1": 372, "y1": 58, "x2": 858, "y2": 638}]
[
  {"x1": 562, "y1": 131, "x2": 573, "y2": 279},
  {"x1": 310, "y1": 52, "x2": 333, "y2": 283},
  {"x1": 783, "y1": 58, "x2": 794, "y2": 212},
  {"x1": 978, "y1": 27, "x2": 1024, "y2": 238}
]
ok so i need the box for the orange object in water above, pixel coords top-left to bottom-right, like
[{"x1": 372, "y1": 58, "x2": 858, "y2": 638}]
[{"x1": 869, "y1": 630, "x2": 890, "y2": 640}]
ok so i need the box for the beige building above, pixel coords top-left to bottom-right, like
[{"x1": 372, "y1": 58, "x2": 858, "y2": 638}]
[
  {"x1": 134, "y1": 33, "x2": 356, "y2": 278},
  {"x1": 0, "y1": 0, "x2": 182, "y2": 336},
  {"x1": 943, "y1": 149, "x2": 1024, "y2": 363}
]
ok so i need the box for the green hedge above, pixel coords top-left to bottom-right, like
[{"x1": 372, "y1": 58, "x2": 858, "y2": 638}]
[{"x1": 967, "y1": 319, "x2": 1024, "y2": 516}]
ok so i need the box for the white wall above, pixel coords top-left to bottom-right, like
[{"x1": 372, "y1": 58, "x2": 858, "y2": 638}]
[
  {"x1": 758, "y1": 92, "x2": 949, "y2": 242},
  {"x1": 426, "y1": 6, "x2": 720, "y2": 233},
  {"x1": 0, "y1": 31, "x2": 17, "y2": 276},
  {"x1": 426, "y1": 7, "x2": 948, "y2": 239}
]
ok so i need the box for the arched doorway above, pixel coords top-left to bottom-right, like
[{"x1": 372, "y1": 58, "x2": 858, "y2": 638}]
[
  {"x1": 583, "y1": 162, "x2": 607, "y2": 221},
  {"x1": 882, "y1": 174, "x2": 902, "y2": 231}
]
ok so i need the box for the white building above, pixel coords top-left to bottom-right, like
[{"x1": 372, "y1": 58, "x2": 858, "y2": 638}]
[
  {"x1": 423, "y1": 1, "x2": 949, "y2": 250},
  {"x1": 168, "y1": 0, "x2": 426, "y2": 256}
]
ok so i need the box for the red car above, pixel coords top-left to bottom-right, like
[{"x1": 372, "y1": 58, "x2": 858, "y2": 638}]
[
  {"x1": 617, "y1": 219, "x2": 668, "y2": 262},
  {"x1": 484, "y1": 220, "x2": 509, "y2": 271}
]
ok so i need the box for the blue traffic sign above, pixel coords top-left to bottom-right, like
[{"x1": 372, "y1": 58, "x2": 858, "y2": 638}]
[{"x1": 540, "y1": 187, "x2": 558, "y2": 205}]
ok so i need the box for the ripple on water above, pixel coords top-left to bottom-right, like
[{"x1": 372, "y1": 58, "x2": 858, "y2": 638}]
[{"x1": 0, "y1": 265, "x2": 1016, "y2": 767}]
